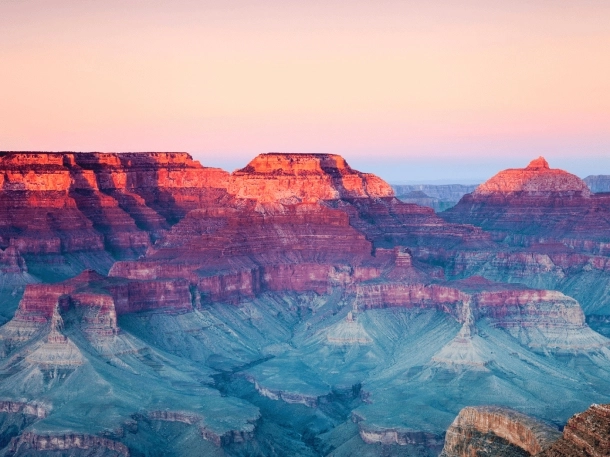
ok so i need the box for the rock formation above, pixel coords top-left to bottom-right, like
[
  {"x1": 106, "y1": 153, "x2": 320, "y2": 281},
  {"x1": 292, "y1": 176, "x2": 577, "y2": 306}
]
[
  {"x1": 538, "y1": 403, "x2": 610, "y2": 456},
  {"x1": 442, "y1": 402, "x2": 610, "y2": 457},
  {"x1": 442, "y1": 157, "x2": 610, "y2": 256},
  {"x1": 440, "y1": 406, "x2": 561, "y2": 457},
  {"x1": 228, "y1": 153, "x2": 394, "y2": 203},
  {"x1": 1, "y1": 152, "x2": 610, "y2": 457},
  {"x1": 473, "y1": 157, "x2": 590, "y2": 196},
  {"x1": 0, "y1": 152, "x2": 229, "y2": 271},
  {"x1": 5, "y1": 432, "x2": 130, "y2": 456}
]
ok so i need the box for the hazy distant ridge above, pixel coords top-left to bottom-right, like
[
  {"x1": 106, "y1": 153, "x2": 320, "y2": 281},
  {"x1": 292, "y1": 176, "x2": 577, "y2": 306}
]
[
  {"x1": 391, "y1": 184, "x2": 478, "y2": 212},
  {"x1": 584, "y1": 175, "x2": 610, "y2": 193}
]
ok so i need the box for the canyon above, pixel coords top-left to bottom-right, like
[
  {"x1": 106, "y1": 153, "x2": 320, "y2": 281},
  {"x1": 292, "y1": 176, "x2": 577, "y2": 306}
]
[
  {"x1": 392, "y1": 184, "x2": 478, "y2": 212},
  {"x1": 0, "y1": 151, "x2": 609, "y2": 456}
]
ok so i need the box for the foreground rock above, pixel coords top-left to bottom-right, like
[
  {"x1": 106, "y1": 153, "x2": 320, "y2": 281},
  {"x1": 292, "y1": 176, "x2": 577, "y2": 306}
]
[
  {"x1": 442, "y1": 403, "x2": 610, "y2": 457},
  {"x1": 440, "y1": 406, "x2": 560, "y2": 457},
  {"x1": 539, "y1": 403, "x2": 610, "y2": 456}
]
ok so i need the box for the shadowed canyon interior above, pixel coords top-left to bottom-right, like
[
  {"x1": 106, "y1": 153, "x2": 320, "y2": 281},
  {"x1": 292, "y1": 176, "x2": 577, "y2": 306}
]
[{"x1": 1, "y1": 152, "x2": 610, "y2": 456}]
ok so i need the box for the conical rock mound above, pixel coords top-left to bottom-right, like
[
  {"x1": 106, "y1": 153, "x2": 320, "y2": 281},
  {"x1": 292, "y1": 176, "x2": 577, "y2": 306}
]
[{"x1": 474, "y1": 157, "x2": 591, "y2": 196}]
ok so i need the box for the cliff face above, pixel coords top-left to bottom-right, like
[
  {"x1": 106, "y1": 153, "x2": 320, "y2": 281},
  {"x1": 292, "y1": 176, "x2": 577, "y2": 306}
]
[
  {"x1": 539, "y1": 403, "x2": 610, "y2": 457},
  {"x1": 109, "y1": 202, "x2": 380, "y2": 303},
  {"x1": 442, "y1": 157, "x2": 610, "y2": 255},
  {"x1": 0, "y1": 152, "x2": 229, "y2": 262},
  {"x1": 6, "y1": 432, "x2": 130, "y2": 457},
  {"x1": 442, "y1": 403, "x2": 610, "y2": 457},
  {"x1": 4, "y1": 269, "x2": 193, "y2": 326},
  {"x1": 228, "y1": 153, "x2": 394, "y2": 203},
  {"x1": 440, "y1": 406, "x2": 561, "y2": 457}
]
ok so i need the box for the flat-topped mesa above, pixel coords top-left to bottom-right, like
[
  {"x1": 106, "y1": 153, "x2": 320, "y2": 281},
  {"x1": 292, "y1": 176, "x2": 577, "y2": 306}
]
[
  {"x1": 474, "y1": 157, "x2": 591, "y2": 197},
  {"x1": 228, "y1": 153, "x2": 394, "y2": 202},
  {"x1": 69, "y1": 151, "x2": 229, "y2": 190},
  {"x1": 237, "y1": 152, "x2": 351, "y2": 175}
]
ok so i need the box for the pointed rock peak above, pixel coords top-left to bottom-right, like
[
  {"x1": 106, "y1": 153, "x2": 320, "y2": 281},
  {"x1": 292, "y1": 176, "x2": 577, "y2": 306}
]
[
  {"x1": 474, "y1": 156, "x2": 590, "y2": 196},
  {"x1": 67, "y1": 269, "x2": 108, "y2": 286},
  {"x1": 526, "y1": 156, "x2": 550, "y2": 170},
  {"x1": 50, "y1": 304, "x2": 63, "y2": 331}
]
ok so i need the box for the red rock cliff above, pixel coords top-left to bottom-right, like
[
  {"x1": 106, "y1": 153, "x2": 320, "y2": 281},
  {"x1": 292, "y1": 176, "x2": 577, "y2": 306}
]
[
  {"x1": 0, "y1": 152, "x2": 229, "y2": 261},
  {"x1": 442, "y1": 157, "x2": 610, "y2": 255},
  {"x1": 228, "y1": 153, "x2": 394, "y2": 203}
]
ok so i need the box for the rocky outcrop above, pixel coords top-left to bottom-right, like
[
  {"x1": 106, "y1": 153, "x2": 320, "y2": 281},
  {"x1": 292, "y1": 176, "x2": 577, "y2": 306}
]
[
  {"x1": 333, "y1": 196, "x2": 492, "y2": 251},
  {"x1": 0, "y1": 247, "x2": 27, "y2": 275},
  {"x1": 146, "y1": 410, "x2": 256, "y2": 446},
  {"x1": 109, "y1": 202, "x2": 382, "y2": 303},
  {"x1": 358, "y1": 425, "x2": 443, "y2": 448},
  {"x1": 442, "y1": 158, "x2": 610, "y2": 255},
  {"x1": 440, "y1": 406, "x2": 561, "y2": 457},
  {"x1": 228, "y1": 153, "x2": 393, "y2": 203},
  {"x1": 473, "y1": 157, "x2": 590, "y2": 196},
  {"x1": 199, "y1": 425, "x2": 256, "y2": 447},
  {"x1": 245, "y1": 374, "x2": 321, "y2": 408},
  {"x1": 69, "y1": 152, "x2": 229, "y2": 226},
  {"x1": 0, "y1": 401, "x2": 47, "y2": 419},
  {"x1": 539, "y1": 403, "x2": 610, "y2": 456},
  {"x1": 351, "y1": 276, "x2": 608, "y2": 353},
  {"x1": 0, "y1": 152, "x2": 229, "y2": 263},
  {"x1": 353, "y1": 278, "x2": 580, "y2": 324},
  {"x1": 442, "y1": 403, "x2": 610, "y2": 457},
  {"x1": 5, "y1": 432, "x2": 130, "y2": 456},
  {"x1": 146, "y1": 410, "x2": 202, "y2": 425},
  {"x1": 5, "y1": 270, "x2": 193, "y2": 325}
]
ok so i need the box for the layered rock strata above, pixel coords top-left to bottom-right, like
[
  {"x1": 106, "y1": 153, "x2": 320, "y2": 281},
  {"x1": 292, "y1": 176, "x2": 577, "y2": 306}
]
[
  {"x1": 5, "y1": 432, "x2": 130, "y2": 456},
  {"x1": 0, "y1": 152, "x2": 229, "y2": 263},
  {"x1": 440, "y1": 406, "x2": 561, "y2": 457},
  {"x1": 442, "y1": 403, "x2": 610, "y2": 457},
  {"x1": 539, "y1": 403, "x2": 610, "y2": 456},
  {"x1": 228, "y1": 153, "x2": 394, "y2": 202},
  {"x1": 442, "y1": 157, "x2": 610, "y2": 255},
  {"x1": 109, "y1": 202, "x2": 383, "y2": 303}
]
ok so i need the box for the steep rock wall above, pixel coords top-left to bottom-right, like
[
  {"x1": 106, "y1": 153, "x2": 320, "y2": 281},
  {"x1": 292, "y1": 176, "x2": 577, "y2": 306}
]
[{"x1": 441, "y1": 406, "x2": 560, "y2": 457}]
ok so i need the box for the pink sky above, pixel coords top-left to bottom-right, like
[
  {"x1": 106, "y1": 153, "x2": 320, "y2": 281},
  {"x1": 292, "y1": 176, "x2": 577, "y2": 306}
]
[{"x1": 1, "y1": 0, "x2": 609, "y2": 182}]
